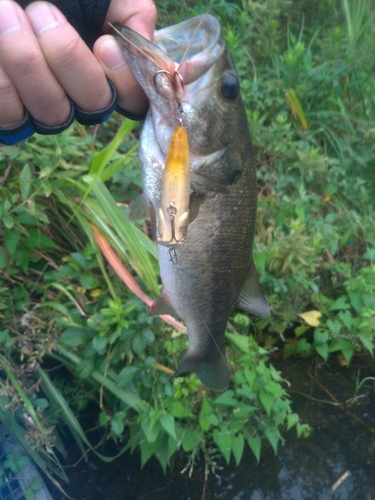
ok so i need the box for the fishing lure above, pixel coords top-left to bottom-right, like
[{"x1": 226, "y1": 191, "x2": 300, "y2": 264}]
[{"x1": 158, "y1": 125, "x2": 190, "y2": 244}]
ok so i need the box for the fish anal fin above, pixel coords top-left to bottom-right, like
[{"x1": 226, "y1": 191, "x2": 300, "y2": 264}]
[
  {"x1": 236, "y1": 260, "x2": 270, "y2": 317},
  {"x1": 172, "y1": 352, "x2": 229, "y2": 392},
  {"x1": 148, "y1": 290, "x2": 175, "y2": 316},
  {"x1": 126, "y1": 194, "x2": 150, "y2": 221}
]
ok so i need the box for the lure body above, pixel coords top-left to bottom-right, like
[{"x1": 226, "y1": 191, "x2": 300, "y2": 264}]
[{"x1": 158, "y1": 125, "x2": 190, "y2": 244}]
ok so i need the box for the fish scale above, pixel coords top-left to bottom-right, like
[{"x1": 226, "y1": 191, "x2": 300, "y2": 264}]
[{"x1": 112, "y1": 14, "x2": 270, "y2": 391}]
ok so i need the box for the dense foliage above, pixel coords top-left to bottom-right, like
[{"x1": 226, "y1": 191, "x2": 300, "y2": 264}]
[{"x1": 0, "y1": 0, "x2": 374, "y2": 487}]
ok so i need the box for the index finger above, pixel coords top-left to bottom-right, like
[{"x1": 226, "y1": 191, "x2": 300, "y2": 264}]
[{"x1": 94, "y1": 0, "x2": 157, "y2": 116}]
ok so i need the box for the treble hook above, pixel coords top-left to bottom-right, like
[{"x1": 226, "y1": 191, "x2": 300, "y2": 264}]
[{"x1": 153, "y1": 69, "x2": 185, "y2": 115}]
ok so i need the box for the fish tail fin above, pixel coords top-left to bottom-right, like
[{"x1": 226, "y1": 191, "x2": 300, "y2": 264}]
[{"x1": 172, "y1": 353, "x2": 229, "y2": 392}]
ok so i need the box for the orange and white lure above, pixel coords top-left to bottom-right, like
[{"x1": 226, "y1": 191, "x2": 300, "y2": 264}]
[{"x1": 158, "y1": 125, "x2": 190, "y2": 244}]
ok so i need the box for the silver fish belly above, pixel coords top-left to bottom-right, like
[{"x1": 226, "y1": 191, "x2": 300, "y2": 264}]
[{"x1": 112, "y1": 14, "x2": 270, "y2": 391}]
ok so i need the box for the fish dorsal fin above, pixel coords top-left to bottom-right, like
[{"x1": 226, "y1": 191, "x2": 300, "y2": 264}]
[
  {"x1": 148, "y1": 290, "x2": 176, "y2": 316},
  {"x1": 236, "y1": 260, "x2": 270, "y2": 317},
  {"x1": 126, "y1": 194, "x2": 150, "y2": 221}
]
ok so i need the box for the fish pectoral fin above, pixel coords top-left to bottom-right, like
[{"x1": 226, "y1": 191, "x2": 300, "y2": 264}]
[
  {"x1": 191, "y1": 170, "x2": 230, "y2": 194},
  {"x1": 148, "y1": 290, "x2": 176, "y2": 316},
  {"x1": 172, "y1": 352, "x2": 229, "y2": 392},
  {"x1": 126, "y1": 194, "x2": 150, "y2": 221},
  {"x1": 236, "y1": 260, "x2": 271, "y2": 317}
]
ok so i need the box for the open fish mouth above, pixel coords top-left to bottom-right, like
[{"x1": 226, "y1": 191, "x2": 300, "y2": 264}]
[{"x1": 110, "y1": 15, "x2": 225, "y2": 109}]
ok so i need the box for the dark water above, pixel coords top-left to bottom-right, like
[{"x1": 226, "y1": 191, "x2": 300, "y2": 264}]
[{"x1": 51, "y1": 356, "x2": 375, "y2": 500}]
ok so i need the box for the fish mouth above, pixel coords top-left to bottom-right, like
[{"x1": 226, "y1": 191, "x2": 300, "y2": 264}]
[{"x1": 110, "y1": 14, "x2": 224, "y2": 102}]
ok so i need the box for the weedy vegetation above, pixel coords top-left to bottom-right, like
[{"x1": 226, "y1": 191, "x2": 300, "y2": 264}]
[{"x1": 0, "y1": 0, "x2": 374, "y2": 488}]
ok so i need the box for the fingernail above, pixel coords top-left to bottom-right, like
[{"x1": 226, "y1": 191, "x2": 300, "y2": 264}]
[
  {"x1": 100, "y1": 37, "x2": 127, "y2": 70},
  {"x1": 26, "y1": 1, "x2": 65, "y2": 35},
  {"x1": 0, "y1": 1, "x2": 22, "y2": 35}
]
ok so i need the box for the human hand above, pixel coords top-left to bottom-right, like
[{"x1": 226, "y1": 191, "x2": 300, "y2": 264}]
[{"x1": 0, "y1": 0, "x2": 156, "y2": 144}]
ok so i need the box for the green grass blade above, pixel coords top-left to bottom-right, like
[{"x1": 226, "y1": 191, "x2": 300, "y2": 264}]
[
  {"x1": 37, "y1": 366, "x2": 141, "y2": 463},
  {"x1": 83, "y1": 177, "x2": 159, "y2": 296}
]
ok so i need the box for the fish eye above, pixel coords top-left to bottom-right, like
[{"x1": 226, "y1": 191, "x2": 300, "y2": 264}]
[{"x1": 220, "y1": 72, "x2": 239, "y2": 100}]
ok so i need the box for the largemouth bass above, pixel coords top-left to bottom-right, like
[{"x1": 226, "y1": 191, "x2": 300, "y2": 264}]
[{"x1": 112, "y1": 14, "x2": 270, "y2": 391}]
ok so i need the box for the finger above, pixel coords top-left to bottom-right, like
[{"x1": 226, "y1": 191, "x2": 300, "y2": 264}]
[
  {"x1": 25, "y1": 1, "x2": 112, "y2": 113},
  {"x1": 103, "y1": 0, "x2": 157, "y2": 40},
  {"x1": 93, "y1": 35, "x2": 148, "y2": 117},
  {"x1": 0, "y1": 0, "x2": 70, "y2": 126},
  {"x1": 0, "y1": 63, "x2": 24, "y2": 128}
]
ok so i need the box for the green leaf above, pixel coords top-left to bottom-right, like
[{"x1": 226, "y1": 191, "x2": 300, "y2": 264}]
[
  {"x1": 329, "y1": 295, "x2": 351, "y2": 311},
  {"x1": 20, "y1": 164, "x2": 31, "y2": 201},
  {"x1": 243, "y1": 367, "x2": 257, "y2": 390},
  {"x1": 314, "y1": 329, "x2": 329, "y2": 344},
  {"x1": 231, "y1": 433, "x2": 244, "y2": 465},
  {"x1": 92, "y1": 335, "x2": 107, "y2": 354},
  {"x1": 4, "y1": 228, "x2": 21, "y2": 256},
  {"x1": 265, "y1": 380, "x2": 284, "y2": 398},
  {"x1": 269, "y1": 364, "x2": 283, "y2": 382},
  {"x1": 182, "y1": 428, "x2": 201, "y2": 452},
  {"x1": 3, "y1": 214, "x2": 14, "y2": 229},
  {"x1": 313, "y1": 329, "x2": 329, "y2": 360},
  {"x1": 111, "y1": 416, "x2": 124, "y2": 436},
  {"x1": 160, "y1": 415, "x2": 177, "y2": 440},
  {"x1": 79, "y1": 273, "x2": 100, "y2": 290},
  {"x1": 199, "y1": 399, "x2": 218, "y2": 432},
  {"x1": 294, "y1": 325, "x2": 310, "y2": 337},
  {"x1": 35, "y1": 398, "x2": 49, "y2": 409},
  {"x1": 264, "y1": 426, "x2": 280, "y2": 455},
  {"x1": 76, "y1": 358, "x2": 94, "y2": 378},
  {"x1": 141, "y1": 415, "x2": 161, "y2": 443},
  {"x1": 132, "y1": 334, "x2": 146, "y2": 354},
  {"x1": 117, "y1": 366, "x2": 139, "y2": 387},
  {"x1": 315, "y1": 342, "x2": 329, "y2": 361},
  {"x1": 259, "y1": 390, "x2": 273, "y2": 416},
  {"x1": 140, "y1": 439, "x2": 159, "y2": 468},
  {"x1": 25, "y1": 228, "x2": 58, "y2": 249},
  {"x1": 287, "y1": 413, "x2": 299, "y2": 430},
  {"x1": 14, "y1": 247, "x2": 30, "y2": 273},
  {"x1": 326, "y1": 319, "x2": 341, "y2": 337},
  {"x1": 329, "y1": 339, "x2": 354, "y2": 364},
  {"x1": 359, "y1": 334, "x2": 374, "y2": 355},
  {"x1": 338, "y1": 310, "x2": 352, "y2": 330},
  {"x1": 348, "y1": 291, "x2": 364, "y2": 315},
  {"x1": 247, "y1": 434, "x2": 261, "y2": 462},
  {"x1": 141, "y1": 328, "x2": 155, "y2": 344},
  {"x1": 212, "y1": 389, "x2": 238, "y2": 407},
  {"x1": 226, "y1": 332, "x2": 249, "y2": 353},
  {"x1": 295, "y1": 338, "x2": 312, "y2": 356},
  {"x1": 59, "y1": 327, "x2": 89, "y2": 347},
  {"x1": 212, "y1": 428, "x2": 232, "y2": 464},
  {"x1": 171, "y1": 402, "x2": 193, "y2": 418}
]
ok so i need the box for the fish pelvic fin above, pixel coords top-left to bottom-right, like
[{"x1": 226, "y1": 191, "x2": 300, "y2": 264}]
[
  {"x1": 126, "y1": 194, "x2": 150, "y2": 221},
  {"x1": 172, "y1": 352, "x2": 229, "y2": 392},
  {"x1": 236, "y1": 259, "x2": 270, "y2": 317},
  {"x1": 148, "y1": 290, "x2": 176, "y2": 316}
]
